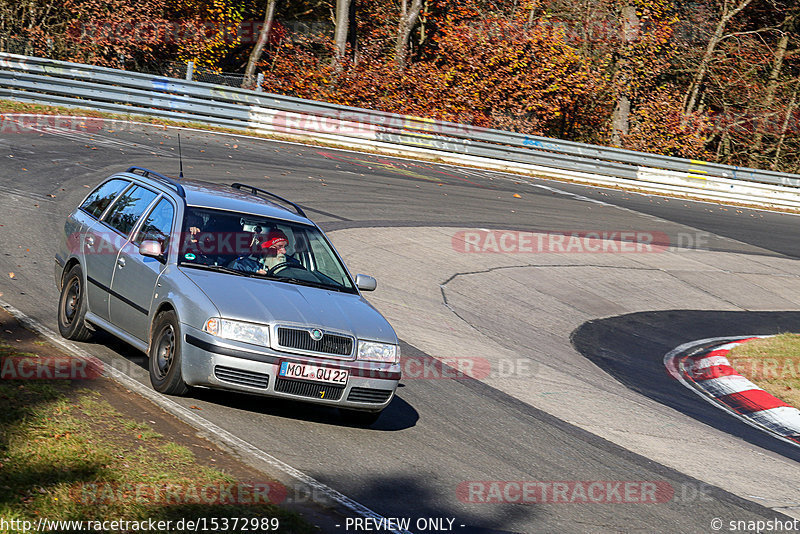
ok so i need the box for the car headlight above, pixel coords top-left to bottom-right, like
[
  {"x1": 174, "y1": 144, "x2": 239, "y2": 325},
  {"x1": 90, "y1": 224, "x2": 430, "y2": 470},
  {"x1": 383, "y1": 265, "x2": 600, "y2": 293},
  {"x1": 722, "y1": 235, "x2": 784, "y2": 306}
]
[
  {"x1": 357, "y1": 340, "x2": 399, "y2": 364},
  {"x1": 204, "y1": 318, "x2": 269, "y2": 346}
]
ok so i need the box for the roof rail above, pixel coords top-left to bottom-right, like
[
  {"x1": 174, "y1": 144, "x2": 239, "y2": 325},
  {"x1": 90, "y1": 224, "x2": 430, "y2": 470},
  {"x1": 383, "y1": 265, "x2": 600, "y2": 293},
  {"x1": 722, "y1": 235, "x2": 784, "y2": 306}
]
[
  {"x1": 230, "y1": 183, "x2": 307, "y2": 217},
  {"x1": 126, "y1": 166, "x2": 186, "y2": 198}
]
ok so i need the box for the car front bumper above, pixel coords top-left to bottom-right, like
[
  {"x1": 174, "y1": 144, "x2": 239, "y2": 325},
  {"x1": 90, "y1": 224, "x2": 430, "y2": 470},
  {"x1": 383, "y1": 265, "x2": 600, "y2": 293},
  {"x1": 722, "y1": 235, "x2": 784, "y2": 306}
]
[{"x1": 179, "y1": 325, "x2": 400, "y2": 412}]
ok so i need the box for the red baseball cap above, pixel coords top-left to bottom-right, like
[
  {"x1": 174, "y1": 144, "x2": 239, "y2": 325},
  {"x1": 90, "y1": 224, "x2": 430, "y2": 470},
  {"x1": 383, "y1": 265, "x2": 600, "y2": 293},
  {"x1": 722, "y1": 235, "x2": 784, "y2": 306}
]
[{"x1": 260, "y1": 229, "x2": 288, "y2": 250}]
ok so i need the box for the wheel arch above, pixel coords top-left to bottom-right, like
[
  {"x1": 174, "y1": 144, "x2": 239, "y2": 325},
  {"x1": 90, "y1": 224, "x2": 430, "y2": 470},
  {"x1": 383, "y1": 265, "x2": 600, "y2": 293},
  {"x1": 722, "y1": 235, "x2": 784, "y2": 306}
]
[
  {"x1": 149, "y1": 301, "x2": 177, "y2": 344},
  {"x1": 60, "y1": 257, "x2": 82, "y2": 289}
]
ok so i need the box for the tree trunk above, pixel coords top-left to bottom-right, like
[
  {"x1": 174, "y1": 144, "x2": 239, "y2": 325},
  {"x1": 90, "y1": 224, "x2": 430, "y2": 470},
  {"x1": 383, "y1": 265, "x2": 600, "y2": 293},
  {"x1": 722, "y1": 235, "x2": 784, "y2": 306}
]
[
  {"x1": 721, "y1": 130, "x2": 732, "y2": 162},
  {"x1": 773, "y1": 84, "x2": 798, "y2": 171},
  {"x1": 418, "y1": 2, "x2": 428, "y2": 48},
  {"x1": 395, "y1": 0, "x2": 423, "y2": 68},
  {"x1": 242, "y1": 0, "x2": 277, "y2": 89},
  {"x1": 683, "y1": 0, "x2": 753, "y2": 116},
  {"x1": 611, "y1": 6, "x2": 638, "y2": 146},
  {"x1": 527, "y1": 0, "x2": 538, "y2": 26},
  {"x1": 347, "y1": 0, "x2": 357, "y2": 60},
  {"x1": 333, "y1": 0, "x2": 351, "y2": 67},
  {"x1": 611, "y1": 95, "x2": 631, "y2": 146},
  {"x1": 748, "y1": 30, "x2": 790, "y2": 166}
]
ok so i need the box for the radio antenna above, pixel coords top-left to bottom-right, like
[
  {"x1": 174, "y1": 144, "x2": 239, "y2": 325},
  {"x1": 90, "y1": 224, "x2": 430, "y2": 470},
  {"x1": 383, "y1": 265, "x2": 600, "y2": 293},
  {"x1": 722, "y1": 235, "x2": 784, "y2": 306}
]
[{"x1": 177, "y1": 133, "x2": 184, "y2": 179}]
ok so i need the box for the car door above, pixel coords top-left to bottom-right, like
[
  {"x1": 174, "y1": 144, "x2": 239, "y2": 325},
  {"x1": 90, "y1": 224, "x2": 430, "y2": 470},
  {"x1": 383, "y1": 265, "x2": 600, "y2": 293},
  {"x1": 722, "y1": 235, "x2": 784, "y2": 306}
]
[
  {"x1": 80, "y1": 178, "x2": 133, "y2": 320},
  {"x1": 110, "y1": 196, "x2": 176, "y2": 343},
  {"x1": 93, "y1": 184, "x2": 159, "y2": 322}
]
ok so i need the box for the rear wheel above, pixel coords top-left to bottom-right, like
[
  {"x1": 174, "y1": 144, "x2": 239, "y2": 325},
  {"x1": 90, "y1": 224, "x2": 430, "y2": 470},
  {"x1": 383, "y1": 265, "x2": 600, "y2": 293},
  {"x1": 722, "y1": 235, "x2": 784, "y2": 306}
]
[
  {"x1": 340, "y1": 408, "x2": 382, "y2": 426},
  {"x1": 148, "y1": 310, "x2": 189, "y2": 395},
  {"x1": 57, "y1": 264, "x2": 93, "y2": 341}
]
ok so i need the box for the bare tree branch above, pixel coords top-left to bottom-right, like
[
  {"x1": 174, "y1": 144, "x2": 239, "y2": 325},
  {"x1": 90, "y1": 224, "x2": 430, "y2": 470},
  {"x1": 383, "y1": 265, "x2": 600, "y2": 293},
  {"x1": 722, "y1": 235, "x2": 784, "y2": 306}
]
[
  {"x1": 683, "y1": 0, "x2": 754, "y2": 116},
  {"x1": 243, "y1": 0, "x2": 277, "y2": 89}
]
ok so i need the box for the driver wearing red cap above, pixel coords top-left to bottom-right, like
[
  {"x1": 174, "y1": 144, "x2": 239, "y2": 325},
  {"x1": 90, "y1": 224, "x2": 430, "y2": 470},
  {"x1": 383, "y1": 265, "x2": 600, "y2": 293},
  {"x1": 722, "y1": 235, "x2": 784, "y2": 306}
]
[
  {"x1": 228, "y1": 228, "x2": 297, "y2": 275},
  {"x1": 258, "y1": 228, "x2": 290, "y2": 272}
]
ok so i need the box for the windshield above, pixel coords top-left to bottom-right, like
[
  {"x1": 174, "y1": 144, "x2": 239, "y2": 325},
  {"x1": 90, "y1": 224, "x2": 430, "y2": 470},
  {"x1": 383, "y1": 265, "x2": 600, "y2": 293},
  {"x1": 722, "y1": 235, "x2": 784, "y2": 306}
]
[{"x1": 177, "y1": 207, "x2": 356, "y2": 293}]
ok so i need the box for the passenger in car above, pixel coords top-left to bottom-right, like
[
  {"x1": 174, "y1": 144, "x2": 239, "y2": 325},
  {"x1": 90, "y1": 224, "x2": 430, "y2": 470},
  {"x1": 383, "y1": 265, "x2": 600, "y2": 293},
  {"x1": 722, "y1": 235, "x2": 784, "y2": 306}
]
[
  {"x1": 181, "y1": 213, "x2": 212, "y2": 259},
  {"x1": 186, "y1": 213, "x2": 205, "y2": 241},
  {"x1": 181, "y1": 213, "x2": 243, "y2": 265}
]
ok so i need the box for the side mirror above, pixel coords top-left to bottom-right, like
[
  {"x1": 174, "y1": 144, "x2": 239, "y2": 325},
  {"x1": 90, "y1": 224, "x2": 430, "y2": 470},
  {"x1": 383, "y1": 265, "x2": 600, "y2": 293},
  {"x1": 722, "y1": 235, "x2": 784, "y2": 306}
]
[
  {"x1": 139, "y1": 240, "x2": 164, "y2": 261},
  {"x1": 355, "y1": 274, "x2": 377, "y2": 292}
]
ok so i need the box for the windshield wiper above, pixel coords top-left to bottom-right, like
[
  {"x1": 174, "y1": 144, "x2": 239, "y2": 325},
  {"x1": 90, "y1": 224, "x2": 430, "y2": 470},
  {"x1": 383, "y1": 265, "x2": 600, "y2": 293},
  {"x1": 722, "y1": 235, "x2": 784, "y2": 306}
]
[
  {"x1": 179, "y1": 263, "x2": 258, "y2": 277},
  {"x1": 267, "y1": 276, "x2": 348, "y2": 292}
]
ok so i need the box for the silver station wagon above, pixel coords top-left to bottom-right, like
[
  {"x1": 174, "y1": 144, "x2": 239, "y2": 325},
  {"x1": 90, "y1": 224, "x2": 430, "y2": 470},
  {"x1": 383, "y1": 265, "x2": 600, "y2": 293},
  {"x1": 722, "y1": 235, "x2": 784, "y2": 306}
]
[{"x1": 55, "y1": 167, "x2": 400, "y2": 424}]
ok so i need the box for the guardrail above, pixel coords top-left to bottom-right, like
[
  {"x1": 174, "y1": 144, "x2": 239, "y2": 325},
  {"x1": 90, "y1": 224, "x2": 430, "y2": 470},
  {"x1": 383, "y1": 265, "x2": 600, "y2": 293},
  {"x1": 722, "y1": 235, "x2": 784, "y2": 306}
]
[{"x1": 3, "y1": 51, "x2": 800, "y2": 210}]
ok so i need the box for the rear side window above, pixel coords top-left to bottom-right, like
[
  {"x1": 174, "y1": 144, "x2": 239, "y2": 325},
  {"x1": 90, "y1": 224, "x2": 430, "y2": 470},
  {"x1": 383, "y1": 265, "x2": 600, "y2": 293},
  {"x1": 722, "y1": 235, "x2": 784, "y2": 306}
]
[
  {"x1": 80, "y1": 179, "x2": 130, "y2": 219},
  {"x1": 102, "y1": 185, "x2": 158, "y2": 237}
]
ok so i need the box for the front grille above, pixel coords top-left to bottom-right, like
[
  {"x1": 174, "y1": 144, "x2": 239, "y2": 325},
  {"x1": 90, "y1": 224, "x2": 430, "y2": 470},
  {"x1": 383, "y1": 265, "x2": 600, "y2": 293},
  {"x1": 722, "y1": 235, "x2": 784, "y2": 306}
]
[
  {"x1": 274, "y1": 378, "x2": 344, "y2": 400},
  {"x1": 214, "y1": 366, "x2": 269, "y2": 389},
  {"x1": 277, "y1": 327, "x2": 353, "y2": 357},
  {"x1": 347, "y1": 387, "x2": 393, "y2": 404}
]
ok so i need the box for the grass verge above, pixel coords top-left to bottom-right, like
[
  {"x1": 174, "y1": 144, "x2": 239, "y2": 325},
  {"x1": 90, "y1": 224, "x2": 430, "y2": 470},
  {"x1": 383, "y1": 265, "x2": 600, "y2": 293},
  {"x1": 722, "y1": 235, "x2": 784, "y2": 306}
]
[
  {"x1": 0, "y1": 331, "x2": 315, "y2": 533},
  {"x1": 726, "y1": 333, "x2": 800, "y2": 410}
]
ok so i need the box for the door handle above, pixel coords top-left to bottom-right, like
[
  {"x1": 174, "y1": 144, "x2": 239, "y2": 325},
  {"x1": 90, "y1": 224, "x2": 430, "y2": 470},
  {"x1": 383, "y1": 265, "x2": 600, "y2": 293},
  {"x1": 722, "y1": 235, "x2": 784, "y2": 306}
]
[
  {"x1": 117, "y1": 258, "x2": 126, "y2": 268},
  {"x1": 85, "y1": 236, "x2": 94, "y2": 247}
]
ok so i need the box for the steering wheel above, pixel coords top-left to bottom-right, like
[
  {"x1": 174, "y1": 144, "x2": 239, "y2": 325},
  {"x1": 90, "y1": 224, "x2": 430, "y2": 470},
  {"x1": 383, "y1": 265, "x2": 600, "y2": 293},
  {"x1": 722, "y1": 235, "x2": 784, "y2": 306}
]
[{"x1": 267, "y1": 261, "x2": 308, "y2": 275}]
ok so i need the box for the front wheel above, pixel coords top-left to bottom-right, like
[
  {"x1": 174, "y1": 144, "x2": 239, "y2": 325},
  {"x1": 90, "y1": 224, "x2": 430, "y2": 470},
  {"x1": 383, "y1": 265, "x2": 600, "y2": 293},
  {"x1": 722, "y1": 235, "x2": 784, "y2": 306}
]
[
  {"x1": 148, "y1": 310, "x2": 189, "y2": 395},
  {"x1": 57, "y1": 264, "x2": 93, "y2": 341}
]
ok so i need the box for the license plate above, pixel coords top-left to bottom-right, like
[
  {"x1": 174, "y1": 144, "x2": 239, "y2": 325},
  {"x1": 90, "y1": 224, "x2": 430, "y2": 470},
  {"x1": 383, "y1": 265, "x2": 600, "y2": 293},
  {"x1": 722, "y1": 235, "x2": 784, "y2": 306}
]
[{"x1": 279, "y1": 361, "x2": 349, "y2": 385}]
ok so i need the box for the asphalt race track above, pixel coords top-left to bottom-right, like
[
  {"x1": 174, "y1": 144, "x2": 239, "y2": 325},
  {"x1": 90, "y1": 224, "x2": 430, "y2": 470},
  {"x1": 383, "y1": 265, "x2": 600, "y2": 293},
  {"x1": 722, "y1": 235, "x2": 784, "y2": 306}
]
[{"x1": 1, "y1": 120, "x2": 799, "y2": 533}]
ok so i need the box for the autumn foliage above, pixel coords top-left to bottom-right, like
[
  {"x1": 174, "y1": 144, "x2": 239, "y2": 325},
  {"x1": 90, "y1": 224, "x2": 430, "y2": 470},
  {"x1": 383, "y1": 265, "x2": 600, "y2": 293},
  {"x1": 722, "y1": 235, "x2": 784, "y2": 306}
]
[
  {"x1": 1, "y1": 0, "x2": 798, "y2": 172},
  {"x1": 1, "y1": 0, "x2": 250, "y2": 70}
]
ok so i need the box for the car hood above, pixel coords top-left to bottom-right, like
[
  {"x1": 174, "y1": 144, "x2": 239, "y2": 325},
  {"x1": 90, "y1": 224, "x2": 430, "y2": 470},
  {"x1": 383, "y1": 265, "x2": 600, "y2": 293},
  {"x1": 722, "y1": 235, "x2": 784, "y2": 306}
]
[{"x1": 181, "y1": 268, "x2": 397, "y2": 343}]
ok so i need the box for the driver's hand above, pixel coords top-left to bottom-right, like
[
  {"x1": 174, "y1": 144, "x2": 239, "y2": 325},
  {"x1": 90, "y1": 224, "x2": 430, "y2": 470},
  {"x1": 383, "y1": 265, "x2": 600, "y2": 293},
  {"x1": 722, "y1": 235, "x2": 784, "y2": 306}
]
[{"x1": 256, "y1": 269, "x2": 267, "y2": 275}]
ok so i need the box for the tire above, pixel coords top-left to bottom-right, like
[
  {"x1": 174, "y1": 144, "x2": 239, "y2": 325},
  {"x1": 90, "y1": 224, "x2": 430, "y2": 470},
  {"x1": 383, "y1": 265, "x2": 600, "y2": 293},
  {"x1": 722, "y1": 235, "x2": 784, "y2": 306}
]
[
  {"x1": 340, "y1": 408, "x2": 382, "y2": 426},
  {"x1": 148, "y1": 310, "x2": 189, "y2": 396},
  {"x1": 57, "y1": 264, "x2": 93, "y2": 341}
]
